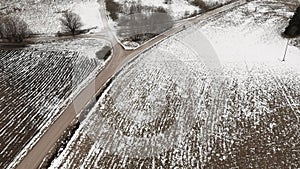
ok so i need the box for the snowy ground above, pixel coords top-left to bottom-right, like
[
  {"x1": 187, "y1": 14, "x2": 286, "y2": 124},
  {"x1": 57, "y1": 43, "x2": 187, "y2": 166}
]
[
  {"x1": 48, "y1": 0, "x2": 300, "y2": 168},
  {"x1": 32, "y1": 38, "x2": 110, "y2": 59},
  {"x1": 112, "y1": 0, "x2": 240, "y2": 49},
  {"x1": 113, "y1": 0, "x2": 235, "y2": 20},
  {"x1": 202, "y1": 0, "x2": 235, "y2": 6},
  {"x1": 114, "y1": 0, "x2": 199, "y2": 20},
  {"x1": 0, "y1": 38, "x2": 109, "y2": 169},
  {"x1": 0, "y1": 0, "x2": 103, "y2": 35}
]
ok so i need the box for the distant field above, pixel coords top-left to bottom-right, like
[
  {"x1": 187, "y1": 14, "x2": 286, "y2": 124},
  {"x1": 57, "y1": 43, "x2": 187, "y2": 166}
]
[
  {"x1": 49, "y1": 0, "x2": 300, "y2": 168},
  {"x1": 0, "y1": 42, "x2": 105, "y2": 168},
  {"x1": 113, "y1": 0, "x2": 236, "y2": 19},
  {"x1": 0, "y1": 0, "x2": 103, "y2": 34}
]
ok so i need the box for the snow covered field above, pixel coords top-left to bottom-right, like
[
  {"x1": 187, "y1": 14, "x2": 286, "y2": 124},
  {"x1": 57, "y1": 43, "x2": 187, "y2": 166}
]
[
  {"x1": 115, "y1": 0, "x2": 199, "y2": 20},
  {"x1": 48, "y1": 0, "x2": 300, "y2": 168},
  {"x1": 113, "y1": 0, "x2": 240, "y2": 49},
  {"x1": 0, "y1": 38, "x2": 108, "y2": 168},
  {"x1": 113, "y1": 0, "x2": 236, "y2": 20},
  {"x1": 202, "y1": 0, "x2": 235, "y2": 6},
  {"x1": 33, "y1": 38, "x2": 110, "y2": 59},
  {"x1": 0, "y1": 0, "x2": 103, "y2": 35}
]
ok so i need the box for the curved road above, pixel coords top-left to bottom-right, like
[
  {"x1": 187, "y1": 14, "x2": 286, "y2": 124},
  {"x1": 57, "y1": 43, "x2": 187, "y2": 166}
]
[{"x1": 16, "y1": 0, "x2": 246, "y2": 168}]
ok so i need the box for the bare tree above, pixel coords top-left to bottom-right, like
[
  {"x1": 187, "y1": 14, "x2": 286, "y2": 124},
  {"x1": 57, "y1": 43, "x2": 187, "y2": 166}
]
[
  {"x1": 0, "y1": 15, "x2": 31, "y2": 42},
  {"x1": 191, "y1": 0, "x2": 209, "y2": 11},
  {"x1": 105, "y1": 0, "x2": 120, "y2": 20},
  {"x1": 284, "y1": 6, "x2": 300, "y2": 37},
  {"x1": 60, "y1": 11, "x2": 83, "y2": 35}
]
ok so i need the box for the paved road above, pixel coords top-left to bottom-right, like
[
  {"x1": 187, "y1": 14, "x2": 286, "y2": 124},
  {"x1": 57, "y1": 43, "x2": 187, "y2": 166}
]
[{"x1": 15, "y1": 0, "x2": 247, "y2": 169}]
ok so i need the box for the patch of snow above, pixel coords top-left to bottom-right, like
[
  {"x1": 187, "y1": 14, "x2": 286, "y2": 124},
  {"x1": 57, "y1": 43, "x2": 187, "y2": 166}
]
[
  {"x1": 32, "y1": 38, "x2": 110, "y2": 59},
  {"x1": 1, "y1": 0, "x2": 104, "y2": 35},
  {"x1": 72, "y1": 1, "x2": 104, "y2": 32},
  {"x1": 114, "y1": 0, "x2": 199, "y2": 20}
]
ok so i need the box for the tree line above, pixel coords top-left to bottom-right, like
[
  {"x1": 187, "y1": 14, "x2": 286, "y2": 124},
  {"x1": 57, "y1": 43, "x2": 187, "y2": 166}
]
[
  {"x1": 0, "y1": 11, "x2": 83, "y2": 42},
  {"x1": 284, "y1": 6, "x2": 300, "y2": 37}
]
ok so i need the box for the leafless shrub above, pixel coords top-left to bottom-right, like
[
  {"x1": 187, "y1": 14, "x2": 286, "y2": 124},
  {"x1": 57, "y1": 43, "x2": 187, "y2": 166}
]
[
  {"x1": 0, "y1": 15, "x2": 31, "y2": 42},
  {"x1": 191, "y1": 0, "x2": 209, "y2": 11},
  {"x1": 105, "y1": 0, "x2": 120, "y2": 20},
  {"x1": 164, "y1": 0, "x2": 172, "y2": 4}
]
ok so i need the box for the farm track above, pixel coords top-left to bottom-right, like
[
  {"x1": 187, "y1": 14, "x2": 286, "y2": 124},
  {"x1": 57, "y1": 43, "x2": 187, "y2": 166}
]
[{"x1": 6, "y1": 0, "x2": 251, "y2": 169}]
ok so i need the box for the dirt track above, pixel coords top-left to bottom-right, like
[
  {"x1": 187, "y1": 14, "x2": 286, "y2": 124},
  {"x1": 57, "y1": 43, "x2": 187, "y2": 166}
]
[{"x1": 15, "y1": 1, "x2": 247, "y2": 168}]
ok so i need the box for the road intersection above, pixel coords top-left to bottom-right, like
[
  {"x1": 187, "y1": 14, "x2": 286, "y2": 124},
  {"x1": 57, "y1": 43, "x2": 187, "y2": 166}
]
[{"x1": 16, "y1": 1, "x2": 246, "y2": 168}]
